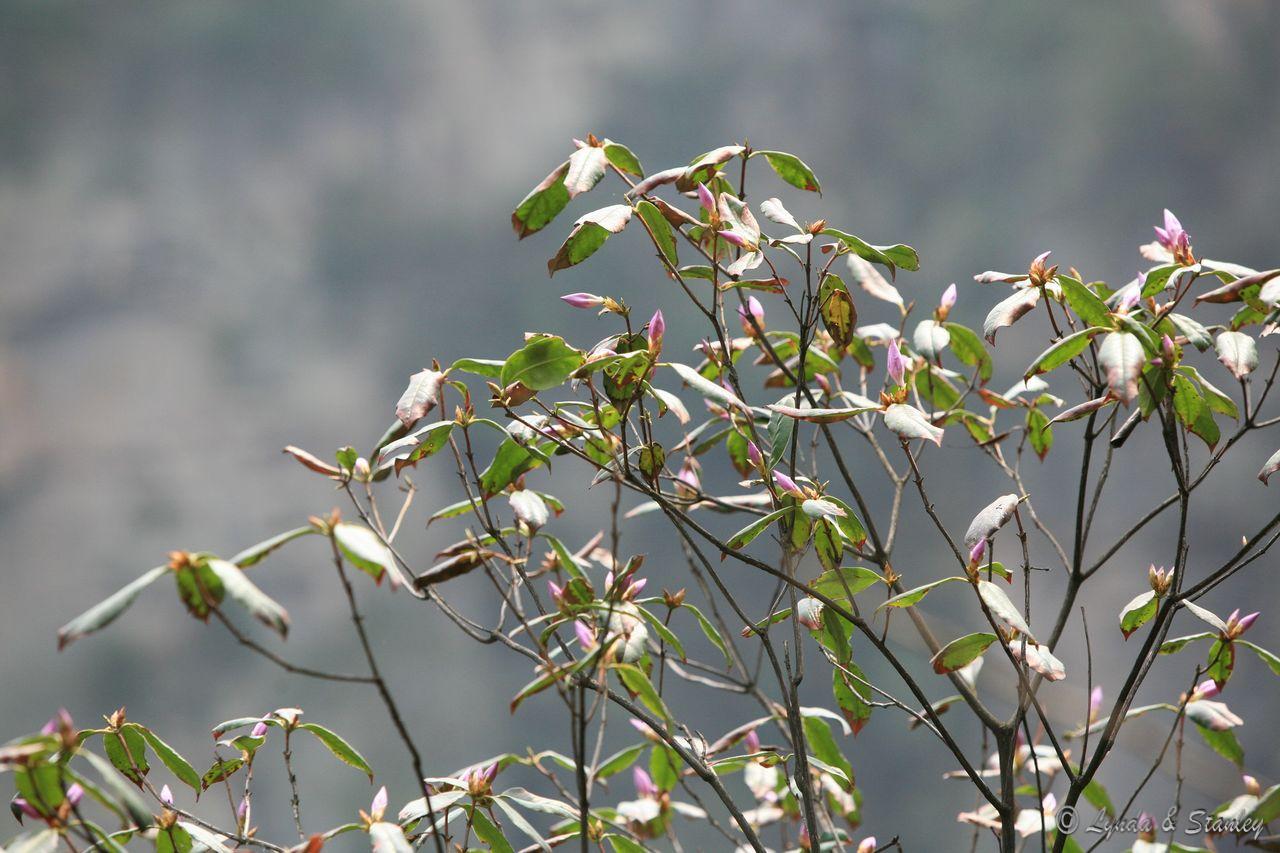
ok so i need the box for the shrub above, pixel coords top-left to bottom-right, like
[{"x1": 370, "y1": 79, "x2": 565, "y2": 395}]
[{"x1": 7, "y1": 138, "x2": 1280, "y2": 853}]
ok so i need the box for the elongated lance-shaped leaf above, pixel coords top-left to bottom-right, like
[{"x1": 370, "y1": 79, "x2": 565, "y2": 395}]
[
  {"x1": 1023, "y1": 327, "x2": 1102, "y2": 378},
  {"x1": 977, "y1": 580, "x2": 1036, "y2": 643},
  {"x1": 231, "y1": 527, "x2": 315, "y2": 568},
  {"x1": 877, "y1": 576, "x2": 966, "y2": 611},
  {"x1": 983, "y1": 288, "x2": 1041, "y2": 343},
  {"x1": 58, "y1": 566, "x2": 169, "y2": 650},
  {"x1": 724, "y1": 508, "x2": 790, "y2": 554},
  {"x1": 204, "y1": 559, "x2": 290, "y2": 639},
  {"x1": 297, "y1": 723, "x2": 373, "y2": 780},
  {"x1": 932, "y1": 633, "x2": 998, "y2": 674}
]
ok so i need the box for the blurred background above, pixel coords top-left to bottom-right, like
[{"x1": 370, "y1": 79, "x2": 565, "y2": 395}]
[{"x1": 3, "y1": 1, "x2": 1280, "y2": 849}]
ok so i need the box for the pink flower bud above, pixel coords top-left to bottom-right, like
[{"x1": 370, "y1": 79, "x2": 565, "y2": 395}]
[
  {"x1": 12, "y1": 797, "x2": 40, "y2": 821},
  {"x1": 1231, "y1": 611, "x2": 1260, "y2": 637},
  {"x1": 237, "y1": 796, "x2": 249, "y2": 820},
  {"x1": 160, "y1": 784, "x2": 174, "y2": 806},
  {"x1": 746, "y1": 440, "x2": 764, "y2": 470},
  {"x1": 481, "y1": 762, "x2": 499, "y2": 784},
  {"x1": 857, "y1": 838, "x2": 878, "y2": 853},
  {"x1": 548, "y1": 580, "x2": 564, "y2": 605},
  {"x1": 370, "y1": 786, "x2": 387, "y2": 820},
  {"x1": 737, "y1": 296, "x2": 765, "y2": 336},
  {"x1": 1194, "y1": 679, "x2": 1219, "y2": 700},
  {"x1": 561, "y1": 292, "x2": 605, "y2": 310},
  {"x1": 676, "y1": 460, "x2": 701, "y2": 494},
  {"x1": 744, "y1": 729, "x2": 761, "y2": 754},
  {"x1": 633, "y1": 767, "x2": 658, "y2": 799},
  {"x1": 647, "y1": 309, "x2": 665, "y2": 352},
  {"x1": 771, "y1": 470, "x2": 805, "y2": 499},
  {"x1": 1119, "y1": 282, "x2": 1141, "y2": 312},
  {"x1": 940, "y1": 283, "x2": 958, "y2": 312},
  {"x1": 624, "y1": 577, "x2": 648, "y2": 600},
  {"x1": 1137, "y1": 812, "x2": 1155, "y2": 835},
  {"x1": 1089, "y1": 686, "x2": 1103, "y2": 720},
  {"x1": 575, "y1": 620, "x2": 597, "y2": 651},
  {"x1": 40, "y1": 709, "x2": 73, "y2": 736},
  {"x1": 250, "y1": 721, "x2": 269, "y2": 738},
  {"x1": 697, "y1": 183, "x2": 716, "y2": 214},
  {"x1": 718, "y1": 229, "x2": 748, "y2": 248},
  {"x1": 1244, "y1": 774, "x2": 1262, "y2": 796},
  {"x1": 65, "y1": 784, "x2": 83, "y2": 807},
  {"x1": 886, "y1": 338, "x2": 905, "y2": 387},
  {"x1": 968, "y1": 539, "x2": 986, "y2": 567}
]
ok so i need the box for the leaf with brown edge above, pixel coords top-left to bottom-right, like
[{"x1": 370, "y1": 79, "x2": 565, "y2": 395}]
[
  {"x1": 512, "y1": 160, "x2": 570, "y2": 239},
  {"x1": 1119, "y1": 590, "x2": 1158, "y2": 639},
  {"x1": 1259, "y1": 448, "x2": 1280, "y2": 485},
  {"x1": 983, "y1": 288, "x2": 1041, "y2": 343},
  {"x1": 818, "y1": 273, "x2": 857, "y2": 348},
  {"x1": 767, "y1": 401, "x2": 879, "y2": 424},
  {"x1": 883, "y1": 403, "x2": 944, "y2": 445},
  {"x1": 395, "y1": 368, "x2": 444, "y2": 427},
  {"x1": 1098, "y1": 332, "x2": 1145, "y2": 404},
  {"x1": 547, "y1": 205, "x2": 633, "y2": 276},
  {"x1": 283, "y1": 445, "x2": 341, "y2": 477},
  {"x1": 563, "y1": 145, "x2": 608, "y2": 198},
  {"x1": 931, "y1": 632, "x2": 998, "y2": 674},
  {"x1": 1215, "y1": 331, "x2": 1258, "y2": 380},
  {"x1": 977, "y1": 580, "x2": 1036, "y2": 643}
]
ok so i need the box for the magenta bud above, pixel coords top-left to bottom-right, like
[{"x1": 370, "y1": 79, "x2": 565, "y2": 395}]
[
  {"x1": 575, "y1": 620, "x2": 597, "y2": 651},
  {"x1": 1194, "y1": 679, "x2": 1219, "y2": 699},
  {"x1": 1161, "y1": 334, "x2": 1176, "y2": 363},
  {"x1": 968, "y1": 539, "x2": 986, "y2": 567},
  {"x1": 647, "y1": 309, "x2": 665, "y2": 351},
  {"x1": 1089, "y1": 685, "x2": 1103, "y2": 717},
  {"x1": 250, "y1": 721, "x2": 269, "y2": 738},
  {"x1": 886, "y1": 338, "x2": 906, "y2": 387},
  {"x1": 548, "y1": 580, "x2": 564, "y2": 604},
  {"x1": 1137, "y1": 812, "x2": 1155, "y2": 834},
  {"x1": 676, "y1": 461, "x2": 701, "y2": 493},
  {"x1": 65, "y1": 783, "x2": 83, "y2": 807},
  {"x1": 160, "y1": 784, "x2": 174, "y2": 806},
  {"x1": 561, "y1": 292, "x2": 605, "y2": 310},
  {"x1": 771, "y1": 470, "x2": 804, "y2": 498},
  {"x1": 633, "y1": 767, "x2": 658, "y2": 799},
  {"x1": 857, "y1": 839, "x2": 878, "y2": 853},
  {"x1": 697, "y1": 183, "x2": 716, "y2": 214},
  {"x1": 41, "y1": 708, "x2": 73, "y2": 736},
  {"x1": 1118, "y1": 285, "x2": 1141, "y2": 313},
  {"x1": 12, "y1": 797, "x2": 40, "y2": 821},
  {"x1": 940, "y1": 283, "x2": 958, "y2": 311},
  {"x1": 370, "y1": 786, "x2": 387, "y2": 819},
  {"x1": 625, "y1": 577, "x2": 647, "y2": 599},
  {"x1": 737, "y1": 296, "x2": 765, "y2": 336},
  {"x1": 718, "y1": 229, "x2": 748, "y2": 248},
  {"x1": 1232, "y1": 611, "x2": 1260, "y2": 637},
  {"x1": 746, "y1": 440, "x2": 764, "y2": 470},
  {"x1": 744, "y1": 729, "x2": 761, "y2": 753},
  {"x1": 237, "y1": 797, "x2": 249, "y2": 820}
]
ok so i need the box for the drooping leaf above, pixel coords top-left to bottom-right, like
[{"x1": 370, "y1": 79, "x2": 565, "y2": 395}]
[
  {"x1": 668, "y1": 362, "x2": 750, "y2": 412},
  {"x1": 913, "y1": 319, "x2": 951, "y2": 359},
  {"x1": 754, "y1": 150, "x2": 821, "y2": 193},
  {"x1": 983, "y1": 288, "x2": 1041, "y2": 343},
  {"x1": 811, "y1": 567, "x2": 882, "y2": 602},
  {"x1": 203, "y1": 559, "x2": 290, "y2": 639},
  {"x1": 1215, "y1": 330, "x2": 1259, "y2": 380},
  {"x1": 1024, "y1": 328, "x2": 1101, "y2": 378},
  {"x1": 395, "y1": 369, "x2": 445, "y2": 427},
  {"x1": 547, "y1": 205, "x2": 633, "y2": 275},
  {"x1": 725, "y1": 508, "x2": 790, "y2": 552},
  {"x1": 1057, "y1": 276, "x2": 1113, "y2": 328},
  {"x1": 945, "y1": 323, "x2": 993, "y2": 381},
  {"x1": 818, "y1": 273, "x2": 857, "y2": 348},
  {"x1": 57, "y1": 566, "x2": 168, "y2": 650},
  {"x1": 333, "y1": 523, "x2": 411, "y2": 591},
  {"x1": 977, "y1": 580, "x2": 1036, "y2": 642},
  {"x1": 963, "y1": 494, "x2": 1020, "y2": 549},
  {"x1": 767, "y1": 401, "x2": 878, "y2": 423},
  {"x1": 823, "y1": 229, "x2": 919, "y2": 278},
  {"x1": 136, "y1": 727, "x2": 200, "y2": 791},
  {"x1": 200, "y1": 757, "x2": 244, "y2": 790},
  {"x1": 602, "y1": 141, "x2": 643, "y2": 176},
  {"x1": 1097, "y1": 332, "x2": 1145, "y2": 404},
  {"x1": 512, "y1": 161, "x2": 571, "y2": 239},
  {"x1": 231, "y1": 527, "x2": 315, "y2": 568},
  {"x1": 563, "y1": 145, "x2": 608, "y2": 198},
  {"x1": 635, "y1": 199, "x2": 677, "y2": 267}
]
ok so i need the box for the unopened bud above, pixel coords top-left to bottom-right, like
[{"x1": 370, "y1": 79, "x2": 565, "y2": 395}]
[
  {"x1": 370, "y1": 786, "x2": 387, "y2": 820},
  {"x1": 796, "y1": 598, "x2": 824, "y2": 631},
  {"x1": 938, "y1": 283, "x2": 957, "y2": 320},
  {"x1": 633, "y1": 767, "x2": 658, "y2": 799},
  {"x1": 737, "y1": 296, "x2": 765, "y2": 337},
  {"x1": 160, "y1": 785, "x2": 174, "y2": 806},
  {"x1": 1244, "y1": 774, "x2": 1262, "y2": 796},
  {"x1": 696, "y1": 183, "x2": 716, "y2": 215},
  {"x1": 886, "y1": 338, "x2": 906, "y2": 388},
  {"x1": 857, "y1": 838, "x2": 878, "y2": 853},
  {"x1": 561, "y1": 292, "x2": 606, "y2": 310},
  {"x1": 771, "y1": 470, "x2": 805, "y2": 499},
  {"x1": 647, "y1": 309, "x2": 665, "y2": 354},
  {"x1": 746, "y1": 440, "x2": 764, "y2": 471},
  {"x1": 744, "y1": 729, "x2": 761, "y2": 754}
]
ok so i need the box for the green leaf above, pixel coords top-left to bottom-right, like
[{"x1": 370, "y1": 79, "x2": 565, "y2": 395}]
[
  {"x1": 877, "y1": 577, "x2": 965, "y2": 610},
  {"x1": 333, "y1": 522, "x2": 398, "y2": 585},
  {"x1": 1026, "y1": 407, "x2": 1053, "y2": 460},
  {"x1": 754, "y1": 150, "x2": 821, "y2": 193},
  {"x1": 200, "y1": 757, "x2": 243, "y2": 791},
  {"x1": 1206, "y1": 638, "x2": 1235, "y2": 689},
  {"x1": 1195, "y1": 723, "x2": 1243, "y2": 765},
  {"x1": 1119, "y1": 590, "x2": 1158, "y2": 639},
  {"x1": 833, "y1": 664, "x2": 873, "y2": 734},
  {"x1": 931, "y1": 632, "x2": 998, "y2": 674},
  {"x1": 1082, "y1": 778, "x2": 1115, "y2": 817},
  {"x1": 944, "y1": 323, "x2": 993, "y2": 381},
  {"x1": 605, "y1": 835, "x2": 648, "y2": 853},
  {"x1": 501, "y1": 335, "x2": 585, "y2": 392},
  {"x1": 603, "y1": 142, "x2": 643, "y2": 176},
  {"x1": 595, "y1": 743, "x2": 646, "y2": 780},
  {"x1": 811, "y1": 566, "x2": 882, "y2": 602},
  {"x1": 298, "y1": 723, "x2": 374, "y2": 780},
  {"x1": 668, "y1": 362, "x2": 750, "y2": 412},
  {"x1": 682, "y1": 603, "x2": 732, "y2": 668},
  {"x1": 635, "y1": 199, "x2": 677, "y2": 267},
  {"x1": 821, "y1": 228, "x2": 920, "y2": 277},
  {"x1": 449, "y1": 357, "x2": 506, "y2": 378},
  {"x1": 57, "y1": 566, "x2": 168, "y2": 650},
  {"x1": 632, "y1": 606, "x2": 685, "y2": 660},
  {"x1": 817, "y1": 273, "x2": 856, "y2": 349},
  {"x1": 725, "y1": 508, "x2": 789, "y2": 552},
  {"x1": 512, "y1": 161, "x2": 571, "y2": 239},
  {"x1": 649, "y1": 743, "x2": 679, "y2": 792},
  {"x1": 801, "y1": 716, "x2": 853, "y2": 788},
  {"x1": 547, "y1": 205, "x2": 632, "y2": 275},
  {"x1": 136, "y1": 727, "x2": 200, "y2": 790},
  {"x1": 1057, "y1": 275, "x2": 1113, "y2": 328},
  {"x1": 1252, "y1": 784, "x2": 1280, "y2": 823},
  {"x1": 1172, "y1": 374, "x2": 1219, "y2": 449},
  {"x1": 1159, "y1": 632, "x2": 1214, "y2": 654},
  {"x1": 480, "y1": 438, "x2": 545, "y2": 496},
  {"x1": 612, "y1": 663, "x2": 670, "y2": 720},
  {"x1": 1237, "y1": 640, "x2": 1280, "y2": 676},
  {"x1": 1177, "y1": 365, "x2": 1238, "y2": 419},
  {"x1": 1024, "y1": 327, "x2": 1101, "y2": 378},
  {"x1": 204, "y1": 558, "x2": 290, "y2": 638},
  {"x1": 468, "y1": 806, "x2": 516, "y2": 853}
]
